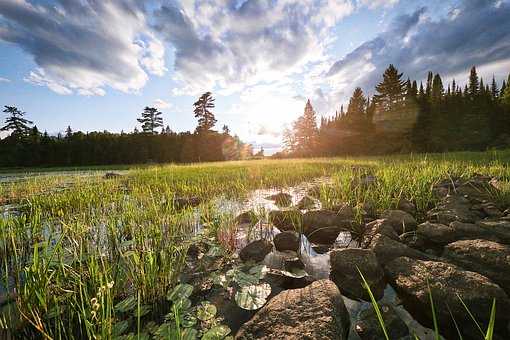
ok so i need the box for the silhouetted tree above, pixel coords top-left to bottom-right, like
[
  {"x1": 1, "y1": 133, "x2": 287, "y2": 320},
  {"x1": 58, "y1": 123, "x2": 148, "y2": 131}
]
[
  {"x1": 138, "y1": 107, "x2": 163, "y2": 134},
  {"x1": 1, "y1": 105, "x2": 33, "y2": 139},
  {"x1": 193, "y1": 92, "x2": 216, "y2": 133}
]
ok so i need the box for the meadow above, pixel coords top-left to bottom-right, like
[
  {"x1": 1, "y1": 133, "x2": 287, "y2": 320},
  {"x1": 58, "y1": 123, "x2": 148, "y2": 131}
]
[{"x1": 1, "y1": 150, "x2": 510, "y2": 339}]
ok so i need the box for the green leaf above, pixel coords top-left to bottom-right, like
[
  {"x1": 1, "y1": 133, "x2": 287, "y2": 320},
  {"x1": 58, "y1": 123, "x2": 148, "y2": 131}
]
[
  {"x1": 167, "y1": 283, "x2": 194, "y2": 302},
  {"x1": 134, "y1": 304, "x2": 151, "y2": 318},
  {"x1": 197, "y1": 301, "x2": 217, "y2": 321},
  {"x1": 233, "y1": 271, "x2": 259, "y2": 287},
  {"x1": 181, "y1": 312, "x2": 198, "y2": 328},
  {"x1": 248, "y1": 265, "x2": 269, "y2": 280},
  {"x1": 202, "y1": 325, "x2": 231, "y2": 340},
  {"x1": 182, "y1": 328, "x2": 198, "y2": 340},
  {"x1": 173, "y1": 297, "x2": 192, "y2": 311},
  {"x1": 154, "y1": 323, "x2": 179, "y2": 339},
  {"x1": 115, "y1": 296, "x2": 137, "y2": 313},
  {"x1": 280, "y1": 268, "x2": 307, "y2": 279},
  {"x1": 357, "y1": 267, "x2": 389, "y2": 340},
  {"x1": 206, "y1": 246, "x2": 223, "y2": 257},
  {"x1": 212, "y1": 273, "x2": 228, "y2": 288},
  {"x1": 235, "y1": 283, "x2": 271, "y2": 310},
  {"x1": 112, "y1": 320, "x2": 130, "y2": 336}
]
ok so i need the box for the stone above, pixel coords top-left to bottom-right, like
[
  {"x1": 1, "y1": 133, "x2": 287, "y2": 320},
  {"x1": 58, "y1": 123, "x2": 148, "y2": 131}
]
[
  {"x1": 103, "y1": 172, "x2": 122, "y2": 179},
  {"x1": 397, "y1": 198, "x2": 417, "y2": 215},
  {"x1": 296, "y1": 196, "x2": 317, "y2": 210},
  {"x1": 443, "y1": 239, "x2": 510, "y2": 295},
  {"x1": 239, "y1": 239, "x2": 273, "y2": 262},
  {"x1": 235, "y1": 211, "x2": 258, "y2": 225},
  {"x1": 381, "y1": 210, "x2": 417, "y2": 234},
  {"x1": 355, "y1": 304, "x2": 409, "y2": 340},
  {"x1": 385, "y1": 257, "x2": 510, "y2": 339},
  {"x1": 476, "y1": 220, "x2": 510, "y2": 244},
  {"x1": 480, "y1": 202, "x2": 503, "y2": 218},
  {"x1": 416, "y1": 222, "x2": 456, "y2": 245},
  {"x1": 235, "y1": 279, "x2": 350, "y2": 340},
  {"x1": 330, "y1": 248, "x2": 385, "y2": 301},
  {"x1": 273, "y1": 231, "x2": 300, "y2": 252},
  {"x1": 268, "y1": 210, "x2": 303, "y2": 232},
  {"x1": 266, "y1": 192, "x2": 292, "y2": 207},
  {"x1": 369, "y1": 234, "x2": 428, "y2": 265},
  {"x1": 361, "y1": 219, "x2": 399, "y2": 248},
  {"x1": 427, "y1": 195, "x2": 480, "y2": 224},
  {"x1": 330, "y1": 203, "x2": 355, "y2": 220},
  {"x1": 303, "y1": 210, "x2": 355, "y2": 244}
]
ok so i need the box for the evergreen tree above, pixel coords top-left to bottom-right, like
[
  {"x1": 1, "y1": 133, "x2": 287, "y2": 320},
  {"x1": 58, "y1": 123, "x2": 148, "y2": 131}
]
[
  {"x1": 346, "y1": 87, "x2": 367, "y2": 121},
  {"x1": 468, "y1": 66, "x2": 479, "y2": 97},
  {"x1": 291, "y1": 100, "x2": 319, "y2": 156},
  {"x1": 222, "y1": 125, "x2": 230, "y2": 134},
  {"x1": 193, "y1": 92, "x2": 216, "y2": 133},
  {"x1": 373, "y1": 64, "x2": 407, "y2": 113},
  {"x1": 1, "y1": 106, "x2": 33, "y2": 139},
  {"x1": 137, "y1": 107, "x2": 163, "y2": 134},
  {"x1": 65, "y1": 125, "x2": 73, "y2": 138},
  {"x1": 491, "y1": 76, "x2": 498, "y2": 99}
]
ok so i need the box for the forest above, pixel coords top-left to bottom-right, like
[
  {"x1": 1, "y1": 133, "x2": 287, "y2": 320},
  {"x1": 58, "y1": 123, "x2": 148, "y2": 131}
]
[{"x1": 1, "y1": 65, "x2": 510, "y2": 167}]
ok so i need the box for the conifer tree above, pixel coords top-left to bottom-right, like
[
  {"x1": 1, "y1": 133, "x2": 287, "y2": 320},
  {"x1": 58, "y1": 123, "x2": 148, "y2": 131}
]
[
  {"x1": 373, "y1": 64, "x2": 407, "y2": 113},
  {"x1": 291, "y1": 99, "x2": 319, "y2": 156},
  {"x1": 137, "y1": 107, "x2": 163, "y2": 134},
  {"x1": 468, "y1": 66, "x2": 479, "y2": 97},
  {"x1": 1, "y1": 105, "x2": 33, "y2": 139},
  {"x1": 193, "y1": 92, "x2": 216, "y2": 133}
]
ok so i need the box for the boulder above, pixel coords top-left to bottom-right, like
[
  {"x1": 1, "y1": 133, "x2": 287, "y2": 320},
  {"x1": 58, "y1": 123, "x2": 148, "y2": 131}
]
[
  {"x1": 385, "y1": 257, "x2": 510, "y2": 339},
  {"x1": 235, "y1": 279, "x2": 350, "y2": 340},
  {"x1": 239, "y1": 239, "x2": 273, "y2": 262},
  {"x1": 273, "y1": 231, "x2": 300, "y2": 252},
  {"x1": 443, "y1": 239, "x2": 510, "y2": 294},
  {"x1": 330, "y1": 248, "x2": 385, "y2": 301},
  {"x1": 449, "y1": 221, "x2": 500, "y2": 242},
  {"x1": 480, "y1": 202, "x2": 503, "y2": 218},
  {"x1": 427, "y1": 195, "x2": 481, "y2": 224},
  {"x1": 416, "y1": 222, "x2": 456, "y2": 245},
  {"x1": 330, "y1": 203, "x2": 356, "y2": 220},
  {"x1": 361, "y1": 219, "x2": 399, "y2": 248},
  {"x1": 303, "y1": 210, "x2": 355, "y2": 244},
  {"x1": 266, "y1": 192, "x2": 292, "y2": 207},
  {"x1": 296, "y1": 196, "x2": 317, "y2": 210},
  {"x1": 235, "y1": 211, "x2": 258, "y2": 225},
  {"x1": 381, "y1": 210, "x2": 417, "y2": 234},
  {"x1": 354, "y1": 304, "x2": 409, "y2": 340},
  {"x1": 476, "y1": 220, "x2": 510, "y2": 244},
  {"x1": 268, "y1": 210, "x2": 303, "y2": 232},
  {"x1": 397, "y1": 198, "x2": 417, "y2": 215},
  {"x1": 369, "y1": 234, "x2": 428, "y2": 265}
]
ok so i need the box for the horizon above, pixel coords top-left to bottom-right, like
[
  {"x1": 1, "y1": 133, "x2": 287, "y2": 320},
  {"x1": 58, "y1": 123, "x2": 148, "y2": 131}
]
[{"x1": 1, "y1": 0, "x2": 510, "y2": 154}]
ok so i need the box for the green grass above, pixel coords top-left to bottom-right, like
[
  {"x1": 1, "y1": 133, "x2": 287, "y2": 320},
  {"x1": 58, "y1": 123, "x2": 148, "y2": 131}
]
[{"x1": 1, "y1": 150, "x2": 510, "y2": 338}]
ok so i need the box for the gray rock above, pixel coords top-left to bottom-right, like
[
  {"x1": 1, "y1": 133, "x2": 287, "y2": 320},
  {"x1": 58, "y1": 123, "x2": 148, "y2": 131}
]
[
  {"x1": 427, "y1": 195, "x2": 480, "y2": 224},
  {"x1": 476, "y1": 220, "x2": 510, "y2": 244},
  {"x1": 381, "y1": 210, "x2": 417, "y2": 234},
  {"x1": 443, "y1": 239, "x2": 510, "y2": 295},
  {"x1": 268, "y1": 209, "x2": 303, "y2": 232},
  {"x1": 355, "y1": 304, "x2": 409, "y2": 340},
  {"x1": 330, "y1": 248, "x2": 385, "y2": 301},
  {"x1": 296, "y1": 195, "x2": 317, "y2": 210},
  {"x1": 369, "y1": 234, "x2": 428, "y2": 265},
  {"x1": 266, "y1": 192, "x2": 292, "y2": 207},
  {"x1": 397, "y1": 198, "x2": 417, "y2": 215},
  {"x1": 239, "y1": 239, "x2": 273, "y2": 262},
  {"x1": 303, "y1": 210, "x2": 355, "y2": 244},
  {"x1": 235, "y1": 210, "x2": 258, "y2": 225},
  {"x1": 235, "y1": 279, "x2": 350, "y2": 340},
  {"x1": 361, "y1": 219, "x2": 399, "y2": 248},
  {"x1": 273, "y1": 231, "x2": 300, "y2": 252},
  {"x1": 416, "y1": 222, "x2": 456, "y2": 245},
  {"x1": 385, "y1": 257, "x2": 510, "y2": 339}
]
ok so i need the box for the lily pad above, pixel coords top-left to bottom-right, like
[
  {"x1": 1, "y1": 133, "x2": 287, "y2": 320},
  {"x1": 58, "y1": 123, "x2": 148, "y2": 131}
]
[
  {"x1": 180, "y1": 312, "x2": 197, "y2": 328},
  {"x1": 173, "y1": 297, "x2": 192, "y2": 311},
  {"x1": 235, "y1": 283, "x2": 271, "y2": 310},
  {"x1": 248, "y1": 264, "x2": 269, "y2": 279},
  {"x1": 182, "y1": 328, "x2": 198, "y2": 340},
  {"x1": 134, "y1": 304, "x2": 151, "y2": 317},
  {"x1": 233, "y1": 271, "x2": 259, "y2": 287},
  {"x1": 281, "y1": 268, "x2": 307, "y2": 279},
  {"x1": 115, "y1": 296, "x2": 137, "y2": 313},
  {"x1": 211, "y1": 273, "x2": 228, "y2": 288},
  {"x1": 112, "y1": 320, "x2": 130, "y2": 336},
  {"x1": 202, "y1": 325, "x2": 231, "y2": 339},
  {"x1": 167, "y1": 283, "x2": 193, "y2": 302},
  {"x1": 197, "y1": 301, "x2": 217, "y2": 321}
]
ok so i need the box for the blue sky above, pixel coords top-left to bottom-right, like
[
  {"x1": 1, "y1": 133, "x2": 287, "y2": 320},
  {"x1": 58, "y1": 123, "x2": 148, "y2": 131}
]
[{"x1": 1, "y1": 0, "x2": 509, "y2": 152}]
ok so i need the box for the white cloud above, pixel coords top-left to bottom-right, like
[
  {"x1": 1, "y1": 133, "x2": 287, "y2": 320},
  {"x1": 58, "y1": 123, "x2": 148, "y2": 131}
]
[
  {"x1": 0, "y1": 77, "x2": 10, "y2": 83},
  {"x1": 153, "y1": 98, "x2": 172, "y2": 109}
]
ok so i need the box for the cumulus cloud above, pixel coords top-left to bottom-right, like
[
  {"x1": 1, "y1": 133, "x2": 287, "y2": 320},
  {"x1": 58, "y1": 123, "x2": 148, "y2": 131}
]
[
  {"x1": 0, "y1": 77, "x2": 10, "y2": 83},
  {"x1": 153, "y1": 98, "x2": 172, "y2": 109},
  {"x1": 153, "y1": 0, "x2": 356, "y2": 94},
  {"x1": 0, "y1": 0, "x2": 166, "y2": 95},
  {"x1": 324, "y1": 0, "x2": 510, "y2": 113}
]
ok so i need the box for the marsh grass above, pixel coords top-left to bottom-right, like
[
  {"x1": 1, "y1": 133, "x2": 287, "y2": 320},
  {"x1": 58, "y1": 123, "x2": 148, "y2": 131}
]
[{"x1": 1, "y1": 150, "x2": 509, "y2": 338}]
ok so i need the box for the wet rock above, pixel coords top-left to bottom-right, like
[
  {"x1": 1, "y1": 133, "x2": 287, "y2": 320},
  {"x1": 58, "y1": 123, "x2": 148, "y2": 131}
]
[
  {"x1": 476, "y1": 220, "x2": 510, "y2": 244},
  {"x1": 303, "y1": 209, "x2": 355, "y2": 244},
  {"x1": 381, "y1": 210, "x2": 417, "y2": 234},
  {"x1": 385, "y1": 257, "x2": 510, "y2": 339},
  {"x1": 235, "y1": 279, "x2": 350, "y2": 340},
  {"x1": 173, "y1": 196, "x2": 202, "y2": 209},
  {"x1": 284, "y1": 257, "x2": 305, "y2": 271},
  {"x1": 265, "y1": 192, "x2": 292, "y2": 207},
  {"x1": 355, "y1": 304, "x2": 409, "y2": 340},
  {"x1": 273, "y1": 231, "x2": 300, "y2": 252},
  {"x1": 104, "y1": 172, "x2": 122, "y2": 179},
  {"x1": 306, "y1": 225, "x2": 346, "y2": 245},
  {"x1": 268, "y1": 209, "x2": 303, "y2": 231},
  {"x1": 443, "y1": 239, "x2": 510, "y2": 294},
  {"x1": 397, "y1": 198, "x2": 417, "y2": 215},
  {"x1": 427, "y1": 195, "x2": 480, "y2": 224},
  {"x1": 235, "y1": 211, "x2": 258, "y2": 225},
  {"x1": 361, "y1": 219, "x2": 399, "y2": 248},
  {"x1": 416, "y1": 222, "x2": 456, "y2": 245},
  {"x1": 330, "y1": 248, "x2": 385, "y2": 301},
  {"x1": 296, "y1": 195, "x2": 317, "y2": 210},
  {"x1": 369, "y1": 234, "x2": 428, "y2": 265},
  {"x1": 239, "y1": 239, "x2": 273, "y2": 262},
  {"x1": 399, "y1": 231, "x2": 429, "y2": 251}
]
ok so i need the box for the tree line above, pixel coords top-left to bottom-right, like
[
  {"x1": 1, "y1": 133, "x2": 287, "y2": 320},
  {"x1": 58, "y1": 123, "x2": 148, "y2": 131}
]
[
  {"x1": 0, "y1": 92, "x2": 253, "y2": 167},
  {"x1": 281, "y1": 65, "x2": 510, "y2": 157}
]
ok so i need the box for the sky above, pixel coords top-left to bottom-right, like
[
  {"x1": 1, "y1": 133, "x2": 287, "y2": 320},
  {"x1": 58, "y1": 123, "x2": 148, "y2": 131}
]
[{"x1": 1, "y1": 0, "x2": 509, "y2": 154}]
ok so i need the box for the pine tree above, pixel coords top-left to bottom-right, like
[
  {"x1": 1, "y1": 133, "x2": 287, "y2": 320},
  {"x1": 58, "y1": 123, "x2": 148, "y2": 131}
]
[
  {"x1": 65, "y1": 125, "x2": 73, "y2": 138},
  {"x1": 346, "y1": 87, "x2": 367, "y2": 120},
  {"x1": 193, "y1": 92, "x2": 216, "y2": 133},
  {"x1": 468, "y1": 66, "x2": 479, "y2": 97},
  {"x1": 292, "y1": 99, "x2": 319, "y2": 156},
  {"x1": 491, "y1": 76, "x2": 498, "y2": 99},
  {"x1": 431, "y1": 74, "x2": 444, "y2": 105},
  {"x1": 137, "y1": 107, "x2": 163, "y2": 134},
  {"x1": 1, "y1": 105, "x2": 33, "y2": 139},
  {"x1": 373, "y1": 64, "x2": 407, "y2": 113}
]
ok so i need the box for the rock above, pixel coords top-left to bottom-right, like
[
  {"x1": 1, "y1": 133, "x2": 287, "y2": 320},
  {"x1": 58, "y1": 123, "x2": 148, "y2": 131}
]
[
  {"x1": 235, "y1": 279, "x2": 350, "y2": 340},
  {"x1": 330, "y1": 248, "x2": 385, "y2": 301},
  {"x1": 296, "y1": 196, "x2": 317, "y2": 210},
  {"x1": 208, "y1": 287, "x2": 256, "y2": 334},
  {"x1": 284, "y1": 257, "x2": 305, "y2": 271},
  {"x1": 273, "y1": 231, "x2": 300, "y2": 252},
  {"x1": 443, "y1": 239, "x2": 510, "y2": 295},
  {"x1": 369, "y1": 234, "x2": 428, "y2": 265},
  {"x1": 330, "y1": 203, "x2": 355, "y2": 220},
  {"x1": 104, "y1": 172, "x2": 122, "y2": 179},
  {"x1": 361, "y1": 219, "x2": 399, "y2": 248},
  {"x1": 449, "y1": 221, "x2": 499, "y2": 241},
  {"x1": 266, "y1": 192, "x2": 292, "y2": 207},
  {"x1": 397, "y1": 198, "x2": 417, "y2": 215},
  {"x1": 476, "y1": 220, "x2": 510, "y2": 244},
  {"x1": 303, "y1": 210, "x2": 355, "y2": 244},
  {"x1": 357, "y1": 201, "x2": 377, "y2": 219},
  {"x1": 385, "y1": 257, "x2": 510, "y2": 339},
  {"x1": 173, "y1": 196, "x2": 201, "y2": 209},
  {"x1": 381, "y1": 210, "x2": 417, "y2": 234},
  {"x1": 427, "y1": 194, "x2": 480, "y2": 224},
  {"x1": 355, "y1": 304, "x2": 409, "y2": 340},
  {"x1": 480, "y1": 202, "x2": 503, "y2": 218},
  {"x1": 399, "y1": 231, "x2": 429, "y2": 251},
  {"x1": 432, "y1": 175, "x2": 498, "y2": 202},
  {"x1": 239, "y1": 239, "x2": 273, "y2": 262},
  {"x1": 416, "y1": 222, "x2": 456, "y2": 245},
  {"x1": 268, "y1": 209, "x2": 303, "y2": 232},
  {"x1": 236, "y1": 211, "x2": 258, "y2": 225}
]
